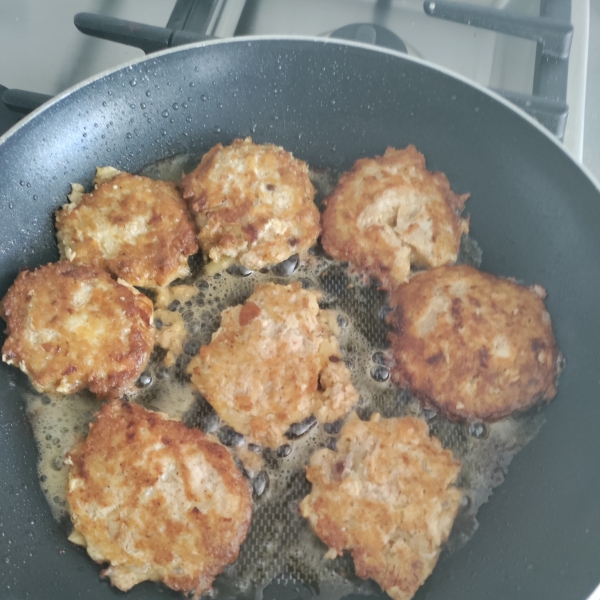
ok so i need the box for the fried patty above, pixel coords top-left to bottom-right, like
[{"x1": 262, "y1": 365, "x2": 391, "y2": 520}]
[
  {"x1": 181, "y1": 137, "x2": 320, "y2": 272},
  {"x1": 56, "y1": 168, "x2": 198, "y2": 288},
  {"x1": 67, "y1": 400, "x2": 251, "y2": 596},
  {"x1": 187, "y1": 281, "x2": 358, "y2": 447},
  {"x1": 387, "y1": 265, "x2": 560, "y2": 421},
  {"x1": 321, "y1": 145, "x2": 469, "y2": 289},
  {"x1": 300, "y1": 412, "x2": 461, "y2": 600},
  {"x1": 0, "y1": 262, "x2": 154, "y2": 397}
]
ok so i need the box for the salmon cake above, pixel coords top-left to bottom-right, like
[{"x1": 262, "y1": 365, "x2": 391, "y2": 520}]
[
  {"x1": 0, "y1": 262, "x2": 154, "y2": 397},
  {"x1": 66, "y1": 400, "x2": 251, "y2": 596},
  {"x1": 321, "y1": 145, "x2": 469, "y2": 289},
  {"x1": 387, "y1": 265, "x2": 560, "y2": 422},
  {"x1": 187, "y1": 281, "x2": 358, "y2": 447},
  {"x1": 56, "y1": 167, "x2": 198, "y2": 288},
  {"x1": 181, "y1": 137, "x2": 320, "y2": 273},
  {"x1": 300, "y1": 412, "x2": 461, "y2": 600}
]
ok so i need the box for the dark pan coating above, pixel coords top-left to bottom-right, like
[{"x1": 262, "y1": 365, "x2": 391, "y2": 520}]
[
  {"x1": 321, "y1": 145, "x2": 469, "y2": 290},
  {"x1": 55, "y1": 170, "x2": 198, "y2": 288},
  {"x1": 0, "y1": 262, "x2": 154, "y2": 398},
  {"x1": 0, "y1": 38, "x2": 599, "y2": 600},
  {"x1": 67, "y1": 400, "x2": 252, "y2": 596},
  {"x1": 387, "y1": 265, "x2": 560, "y2": 421}
]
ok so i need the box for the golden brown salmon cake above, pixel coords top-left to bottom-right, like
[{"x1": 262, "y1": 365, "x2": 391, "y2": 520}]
[
  {"x1": 187, "y1": 281, "x2": 358, "y2": 447},
  {"x1": 66, "y1": 400, "x2": 251, "y2": 597},
  {"x1": 321, "y1": 145, "x2": 469, "y2": 290},
  {"x1": 55, "y1": 168, "x2": 198, "y2": 288},
  {"x1": 181, "y1": 137, "x2": 320, "y2": 273},
  {"x1": 387, "y1": 265, "x2": 560, "y2": 422},
  {"x1": 0, "y1": 262, "x2": 154, "y2": 397},
  {"x1": 300, "y1": 412, "x2": 461, "y2": 600}
]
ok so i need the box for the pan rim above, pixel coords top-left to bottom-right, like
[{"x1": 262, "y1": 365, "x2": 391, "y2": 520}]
[{"x1": 1, "y1": 34, "x2": 598, "y2": 193}]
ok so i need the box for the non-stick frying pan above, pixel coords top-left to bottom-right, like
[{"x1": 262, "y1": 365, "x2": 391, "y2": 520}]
[{"x1": 1, "y1": 37, "x2": 599, "y2": 600}]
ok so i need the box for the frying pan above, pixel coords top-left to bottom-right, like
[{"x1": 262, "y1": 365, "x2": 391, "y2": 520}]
[{"x1": 1, "y1": 37, "x2": 599, "y2": 600}]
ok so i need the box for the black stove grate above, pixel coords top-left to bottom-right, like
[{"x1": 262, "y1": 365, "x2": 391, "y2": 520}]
[
  {"x1": 424, "y1": 0, "x2": 572, "y2": 138},
  {"x1": 0, "y1": 0, "x2": 573, "y2": 139}
]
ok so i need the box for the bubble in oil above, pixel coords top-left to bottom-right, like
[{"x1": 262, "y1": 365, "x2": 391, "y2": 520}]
[
  {"x1": 468, "y1": 422, "x2": 488, "y2": 439},
  {"x1": 226, "y1": 264, "x2": 253, "y2": 277},
  {"x1": 136, "y1": 371, "x2": 153, "y2": 388},
  {"x1": 271, "y1": 254, "x2": 299, "y2": 277},
  {"x1": 323, "y1": 420, "x2": 343, "y2": 435},
  {"x1": 286, "y1": 415, "x2": 317, "y2": 439},
  {"x1": 253, "y1": 471, "x2": 269, "y2": 498},
  {"x1": 370, "y1": 365, "x2": 390, "y2": 383},
  {"x1": 218, "y1": 426, "x2": 245, "y2": 447},
  {"x1": 276, "y1": 444, "x2": 292, "y2": 458}
]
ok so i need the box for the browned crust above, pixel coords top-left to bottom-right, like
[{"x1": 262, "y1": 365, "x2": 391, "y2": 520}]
[
  {"x1": 181, "y1": 137, "x2": 321, "y2": 269},
  {"x1": 0, "y1": 262, "x2": 154, "y2": 397},
  {"x1": 68, "y1": 400, "x2": 252, "y2": 596},
  {"x1": 387, "y1": 265, "x2": 560, "y2": 422},
  {"x1": 187, "y1": 281, "x2": 358, "y2": 447},
  {"x1": 55, "y1": 172, "x2": 198, "y2": 288},
  {"x1": 321, "y1": 145, "x2": 469, "y2": 290},
  {"x1": 300, "y1": 412, "x2": 461, "y2": 600}
]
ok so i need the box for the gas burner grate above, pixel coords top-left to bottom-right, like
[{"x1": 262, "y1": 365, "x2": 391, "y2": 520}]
[{"x1": 0, "y1": 0, "x2": 574, "y2": 139}]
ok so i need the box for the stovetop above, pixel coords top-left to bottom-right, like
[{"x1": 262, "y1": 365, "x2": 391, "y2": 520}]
[{"x1": 0, "y1": 0, "x2": 596, "y2": 181}]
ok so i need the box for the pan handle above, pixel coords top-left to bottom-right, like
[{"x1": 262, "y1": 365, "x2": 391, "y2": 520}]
[{"x1": 73, "y1": 13, "x2": 213, "y2": 54}]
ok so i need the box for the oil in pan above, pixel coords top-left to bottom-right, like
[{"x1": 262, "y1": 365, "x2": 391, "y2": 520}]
[{"x1": 20, "y1": 157, "x2": 546, "y2": 600}]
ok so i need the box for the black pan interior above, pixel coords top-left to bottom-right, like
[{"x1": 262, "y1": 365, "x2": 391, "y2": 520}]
[{"x1": 0, "y1": 38, "x2": 599, "y2": 600}]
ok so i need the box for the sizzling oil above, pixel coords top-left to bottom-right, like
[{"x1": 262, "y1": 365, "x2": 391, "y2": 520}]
[{"x1": 19, "y1": 156, "x2": 546, "y2": 600}]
